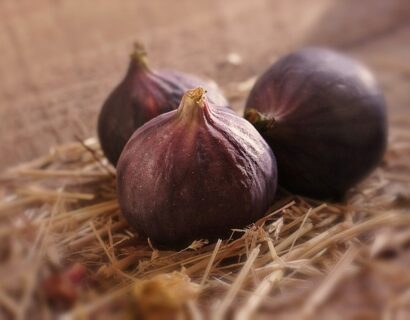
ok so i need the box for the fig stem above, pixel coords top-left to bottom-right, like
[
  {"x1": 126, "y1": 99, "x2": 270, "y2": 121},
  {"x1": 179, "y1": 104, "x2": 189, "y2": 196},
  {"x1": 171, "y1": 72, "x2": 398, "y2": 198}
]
[
  {"x1": 130, "y1": 42, "x2": 150, "y2": 70},
  {"x1": 245, "y1": 109, "x2": 276, "y2": 131},
  {"x1": 186, "y1": 87, "x2": 206, "y2": 107},
  {"x1": 177, "y1": 87, "x2": 207, "y2": 121}
]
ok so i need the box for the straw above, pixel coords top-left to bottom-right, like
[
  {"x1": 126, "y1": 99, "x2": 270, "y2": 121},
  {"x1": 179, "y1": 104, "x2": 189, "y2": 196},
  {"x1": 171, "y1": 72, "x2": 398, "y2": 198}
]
[{"x1": 0, "y1": 129, "x2": 408, "y2": 318}]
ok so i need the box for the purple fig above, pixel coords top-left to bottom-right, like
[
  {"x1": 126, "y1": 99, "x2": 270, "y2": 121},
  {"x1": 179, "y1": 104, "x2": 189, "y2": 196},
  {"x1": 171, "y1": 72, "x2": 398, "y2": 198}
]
[
  {"x1": 245, "y1": 48, "x2": 387, "y2": 200},
  {"x1": 117, "y1": 87, "x2": 277, "y2": 247},
  {"x1": 97, "y1": 43, "x2": 228, "y2": 166}
]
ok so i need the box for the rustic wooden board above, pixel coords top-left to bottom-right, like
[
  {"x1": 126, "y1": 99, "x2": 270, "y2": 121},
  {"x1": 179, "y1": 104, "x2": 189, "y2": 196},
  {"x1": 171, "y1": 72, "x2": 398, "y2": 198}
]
[{"x1": 0, "y1": 0, "x2": 409, "y2": 169}]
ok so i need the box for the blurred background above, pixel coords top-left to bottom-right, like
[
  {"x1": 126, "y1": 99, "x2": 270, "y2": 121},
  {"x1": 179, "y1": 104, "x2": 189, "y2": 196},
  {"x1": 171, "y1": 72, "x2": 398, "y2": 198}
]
[{"x1": 0, "y1": 0, "x2": 409, "y2": 170}]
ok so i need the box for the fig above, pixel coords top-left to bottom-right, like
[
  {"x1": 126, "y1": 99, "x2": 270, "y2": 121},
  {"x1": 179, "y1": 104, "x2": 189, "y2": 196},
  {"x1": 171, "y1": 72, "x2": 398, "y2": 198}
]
[
  {"x1": 97, "y1": 44, "x2": 228, "y2": 166},
  {"x1": 117, "y1": 88, "x2": 277, "y2": 247},
  {"x1": 245, "y1": 48, "x2": 387, "y2": 200}
]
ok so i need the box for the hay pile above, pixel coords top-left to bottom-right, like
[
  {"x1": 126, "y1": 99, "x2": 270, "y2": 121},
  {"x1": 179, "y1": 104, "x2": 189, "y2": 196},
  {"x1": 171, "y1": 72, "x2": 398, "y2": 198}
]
[{"x1": 0, "y1": 125, "x2": 409, "y2": 319}]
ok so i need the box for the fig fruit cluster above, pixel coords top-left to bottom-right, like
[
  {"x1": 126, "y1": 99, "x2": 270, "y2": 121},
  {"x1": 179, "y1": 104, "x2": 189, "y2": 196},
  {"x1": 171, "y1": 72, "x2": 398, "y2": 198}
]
[{"x1": 97, "y1": 45, "x2": 387, "y2": 247}]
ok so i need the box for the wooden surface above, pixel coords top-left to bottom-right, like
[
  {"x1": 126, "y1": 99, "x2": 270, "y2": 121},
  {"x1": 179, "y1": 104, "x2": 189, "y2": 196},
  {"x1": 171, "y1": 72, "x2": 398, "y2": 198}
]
[{"x1": 0, "y1": 0, "x2": 409, "y2": 169}]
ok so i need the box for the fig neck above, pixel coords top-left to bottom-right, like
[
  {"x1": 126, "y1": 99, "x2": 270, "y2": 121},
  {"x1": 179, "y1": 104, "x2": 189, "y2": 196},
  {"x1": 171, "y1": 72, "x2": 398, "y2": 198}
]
[
  {"x1": 128, "y1": 42, "x2": 151, "y2": 74},
  {"x1": 177, "y1": 87, "x2": 208, "y2": 124},
  {"x1": 244, "y1": 108, "x2": 276, "y2": 131}
]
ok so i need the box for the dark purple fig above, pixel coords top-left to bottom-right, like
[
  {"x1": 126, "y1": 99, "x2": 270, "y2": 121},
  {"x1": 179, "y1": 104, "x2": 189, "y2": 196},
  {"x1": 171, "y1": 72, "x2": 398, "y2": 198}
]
[
  {"x1": 245, "y1": 48, "x2": 387, "y2": 200},
  {"x1": 97, "y1": 43, "x2": 228, "y2": 166},
  {"x1": 117, "y1": 87, "x2": 277, "y2": 248}
]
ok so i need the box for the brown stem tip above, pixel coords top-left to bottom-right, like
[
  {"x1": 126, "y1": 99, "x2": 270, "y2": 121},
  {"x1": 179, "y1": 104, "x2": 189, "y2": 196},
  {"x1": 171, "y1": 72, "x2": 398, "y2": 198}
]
[
  {"x1": 245, "y1": 109, "x2": 276, "y2": 130},
  {"x1": 186, "y1": 87, "x2": 206, "y2": 107},
  {"x1": 177, "y1": 87, "x2": 208, "y2": 122},
  {"x1": 130, "y1": 42, "x2": 149, "y2": 69}
]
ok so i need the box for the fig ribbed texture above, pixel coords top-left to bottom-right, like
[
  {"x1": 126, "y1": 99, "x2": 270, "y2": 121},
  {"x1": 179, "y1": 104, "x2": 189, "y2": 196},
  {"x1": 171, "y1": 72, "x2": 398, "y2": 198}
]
[
  {"x1": 245, "y1": 48, "x2": 387, "y2": 200},
  {"x1": 117, "y1": 88, "x2": 277, "y2": 248},
  {"x1": 98, "y1": 44, "x2": 228, "y2": 166}
]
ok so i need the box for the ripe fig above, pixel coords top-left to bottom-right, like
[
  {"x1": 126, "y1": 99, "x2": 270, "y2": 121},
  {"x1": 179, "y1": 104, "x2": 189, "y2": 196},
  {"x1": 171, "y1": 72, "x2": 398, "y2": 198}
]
[
  {"x1": 117, "y1": 88, "x2": 277, "y2": 248},
  {"x1": 97, "y1": 44, "x2": 228, "y2": 166},
  {"x1": 245, "y1": 48, "x2": 387, "y2": 200}
]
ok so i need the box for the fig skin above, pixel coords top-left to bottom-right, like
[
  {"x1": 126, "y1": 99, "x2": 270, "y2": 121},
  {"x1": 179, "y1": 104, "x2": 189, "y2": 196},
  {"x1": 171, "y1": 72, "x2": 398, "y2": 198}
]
[
  {"x1": 245, "y1": 48, "x2": 387, "y2": 200},
  {"x1": 117, "y1": 88, "x2": 277, "y2": 248},
  {"x1": 97, "y1": 44, "x2": 228, "y2": 166}
]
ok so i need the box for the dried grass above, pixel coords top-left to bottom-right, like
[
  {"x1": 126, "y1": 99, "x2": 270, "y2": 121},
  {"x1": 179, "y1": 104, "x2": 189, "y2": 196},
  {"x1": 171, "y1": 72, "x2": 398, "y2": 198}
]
[{"x1": 0, "y1": 128, "x2": 409, "y2": 319}]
